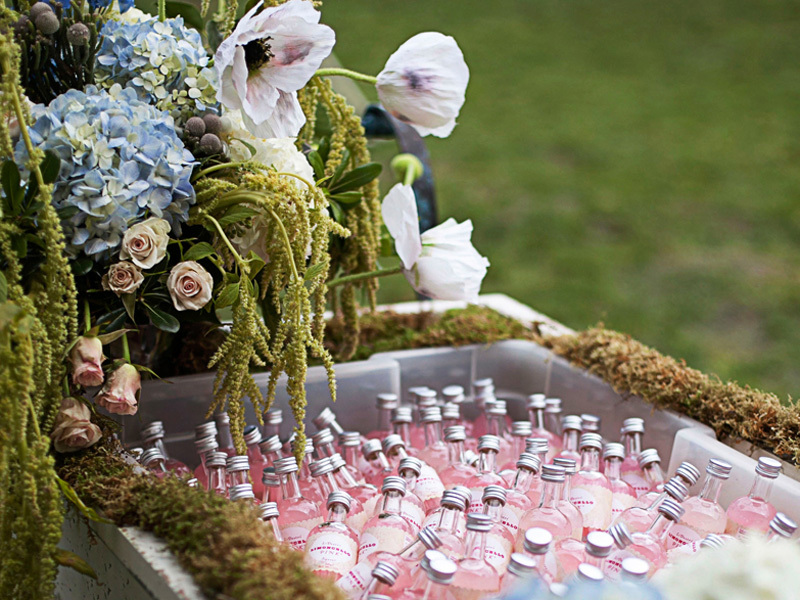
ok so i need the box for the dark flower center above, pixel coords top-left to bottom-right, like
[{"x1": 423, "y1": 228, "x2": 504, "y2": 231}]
[{"x1": 244, "y1": 37, "x2": 274, "y2": 72}]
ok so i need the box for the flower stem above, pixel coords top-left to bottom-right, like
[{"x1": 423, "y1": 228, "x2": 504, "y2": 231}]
[
  {"x1": 266, "y1": 207, "x2": 300, "y2": 282},
  {"x1": 2, "y1": 56, "x2": 45, "y2": 190},
  {"x1": 203, "y1": 214, "x2": 249, "y2": 274},
  {"x1": 158, "y1": 0, "x2": 166, "y2": 22},
  {"x1": 121, "y1": 332, "x2": 131, "y2": 363},
  {"x1": 275, "y1": 172, "x2": 315, "y2": 190},
  {"x1": 192, "y1": 161, "x2": 259, "y2": 182},
  {"x1": 84, "y1": 300, "x2": 91, "y2": 334},
  {"x1": 314, "y1": 68, "x2": 378, "y2": 85},
  {"x1": 327, "y1": 266, "x2": 403, "y2": 289}
]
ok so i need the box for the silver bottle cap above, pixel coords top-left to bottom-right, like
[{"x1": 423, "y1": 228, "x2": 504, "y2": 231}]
[
  {"x1": 140, "y1": 448, "x2": 165, "y2": 466},
  {"x1": 326, "y1": 491, "x2": 352, "y2": 511},
  {"x1": 311, "y1": 428, "x2": 335, "y2": 449},
  {"x1": 371, "y1": 561, "x2": 399, "y2": 585},
  {"x1": 549, "y1": 583, "x2": 568, "y2": 597},
  {"x1": 620, "y1": 417, "x2": 645, "y2": 435},
  {"x1": 663, "y1": 477, "x2": 689, "y2": 502},
  {"x1": 419, "y1": 549, "x2": 447, "y2": 573},
  {"x1": 482, "y1": 485, "x2": 507, "y2": 505},
  {"x1": 382, "y1": 434, "x2": 405, "y2": 454},
  {"x1": 523, "y1": 527, "x2": 553, "y2": 554},
  {"x1": 259, "y1": 435, "x2": 283, "y2": 455},
  {"x1": 472, "y1": 378, "x2": 494, "y2": 398},
  {"x1": 561, "y1": 415, "x2": 583, "y2": 431},
  {"x1": 291, "y1": 436, "x2": 314, "y2": 456},
  {"x1": 398, "y1": 457, "x2": 422, "y2": 477},
  {"x1": 312, "y1": 407, "x2": 337, "y2": 430},
  {"x1": 620, "y1": 557, "x2": 649, "y2": 582},
  {"x1": 511, "y1": 421, "x2": 533, "y2": 437},
  {"x1": 427, "y1": 557, "x2": 457, "y2": 585},
  {"x1": 260, "y1": 502, "x2": 279, "y2": 520},
  {"x1": 525, "y1": 437, "x2": 549, "y2": 454},
  {"x1": 516, "y1": 453, "x2": 541, "y2": 473},
  {"x1": 440, "y1": 490, "x2": 468, "y2": 511},
  {"x1": 638, "y1": 448, "x2": 661, "y2": 468},
  {"x1": 756, "y1": 456, "x2": 782, "y2": 479},
  {"x1": 579, "y1": 433, "x2": 603, "y2": 451},
  {"x1": 444, "y1": 425, "x2": 466, "y2": 442},
  {"x1": 465, "y1": 513, "x2": 493, "y2": 532},
  {"x1": 339, "y1": 431, "x2": 361, "y2": 447},
  {"x1": 420, "y1": 407, "x2": 443, "y2": 423},
  {"x1": 449, "y1": 486, "x2": 472, "y2": 508},
  {"x1": 609, "y1": 523, "x2": 633, "y2": 549},
  {"x1": 700, "y1": 533, "x2": 727, "y2": 549},
  {"x1": 362, "y1": 439, "x2": 383, "y2": 459},
  {"x1": 206, "y1": 451, "x2": 228, "y2": 468},
  {"x1": 706, "y1": 458, "x2": 733, "y2": 479},
  {"x1": 366, "y1": 596, "x2": 391, "y2": 600},
  {"x1": 526, "y1": 394, "x2": 547, "y2": 410},
  {"x1": 581, "y1": 414, "x2": 601, "y2": 433},
  {"x1": 262, "y1": 467, "x2": 279, "y2": 486},
  {"x1": 544, "y1": 398, "x2": 562, "y2": 413},
  {"x1": 442, "y1": 385, "x2": 465, "y2": 404},
  {"x1": 264, "y1": 409, "x2": 283, "y2": 425},
  {"x1": 441, "y1": 403, "x2": 460, "y2": 420},
  {"x1": 486, "y1": 401, "x2": 507, "y2": 416},
  {"x1": 226, "y1": 455, "x2": 250, "y2": 473},
  {"x1": 585, "y1": 531, "x2": 614, "y2": 558},
  {"x1": 478, "y1": 435, "x2": 501, "y2": 452},
  {"x1": 186, "y1": 478, "x2": 199, "y2": 488},
  {"x1": 552, "y1": 457, "x2": 578, "y2": 476},
  {"x1": 416, "y1": 388, "x2": 438, "y2": 407},
  {"x1": 408, "y1": 386, "x2": 430, "y2": 403},
  {"x1": 194, "y1": 435, "x2": 219, "y2": 455},
  {"x1": 541, "y1": 464, "x2": 566, "y2": 483},
  {"x1": 229, "y1": 483, "x2": 255, "y2": 501},
  {"x1": 674, "y1": 461, "x2": 701, "y2": 486},
  {"x1": 602, "y1": 442, "x2": 625, "y2": 461},
  {"x1": 194, "y1": 422, "x2": 217, "y2": 440},
  {"x1": 417, "y1": 527, "x2": 443, "y2": 549},
  {"x1": 576, "y1": 563, "x2": 604, "y2": 583},
  {"x1": 391, "y1": 406, "x2": 413, "y2": 424},
  {"x1": 140, "y1": 421, "x2": 165, "y2": 443},
  {"x1": 328, "y1": 453, "x2": 347, "y2": 472},
  {"x1": 376, "y1": 393, "x2": 399, "y2": 409},
  {"x1": 507, "y1": 553, "x2": 538, "y2": 578},
  {"x1": 769, "y1": 512, "x2": 797, "y2": 538},
  {"x1": 381, "y1": 476, "x2": 407, "y2": 495},
  {"x1": 657, "y1": 498, "x2": 685, "y2": 521},
  {"x1": 464, "y1": 450, "x2": 479, "y2": 467},
  {"x1": 243, "y1": 425, "x2": 262, "y2": 446},
  {"x1": 273, "y1": 456, "x2": 299, "y2": 474},
  {"x1": 309, "y1": 457, "x2": 334, "y2": 477},
  {"x1": 214, "y1": 413, "x2": 230, "y2": 428}
]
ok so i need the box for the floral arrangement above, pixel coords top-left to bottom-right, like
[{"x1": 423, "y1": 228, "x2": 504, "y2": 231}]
[{"x1": 0, "y1": 0, "x2": 488, "y2": 594}]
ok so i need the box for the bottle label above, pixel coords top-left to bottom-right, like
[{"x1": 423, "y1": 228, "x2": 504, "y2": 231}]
[
  {"x1": 415, "y1": 465, "x2": 445, "y2": 503},
  {"x1": 620, "y1": 469, "x2": 650, "y2": 497},
  {"x1": 666, "y1": 539, "x2": 702, "y2": 564},
  {"x1": 305, "y1": 530, "x2": 358, "y2": 575},
  {"x1": 604, "y1": 549, "x2": 633, "y2": 582},
  {"x1": 483, "y1": 531, "x2": 513, "y2": 570},
  {"x1": 569, "y1": 484, "x2": 612, "y2": 530},
  {"x1": 337, "y1": 561, "x2": 372, "y2": 598},
  {"x1": 468, "y1": 488, "x2": 485, "y2": 514},
  {"x1": 500, "y1": 504, "x2": 524, "y2": 535},
  {"x1": 400, "y1": 503, "x2": 425, "y2": 531},
  {"x1": 362, "y1": 493, "x2": 381, "y2": 519},
  {"x1": 611, "y1": 492, "x2": 637, "y2": 518},
  {"x1": 282, "y1": 516, "x2": 322, "y2": 552},
  {"x1": 666, "y1": 524, "x2": 702, "y2": 550},
  {"x1": 422, "y1": 513, "x2": 466, "y2": 538},
  {"x1": 346, "y1": 507, "x2": 369, "y2": 534},
  {"x1": 358, "y1": 525, "x2": 413, "y2": 559}
]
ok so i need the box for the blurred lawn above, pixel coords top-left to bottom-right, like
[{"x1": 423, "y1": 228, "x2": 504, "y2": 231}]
[{"x1": 323, "y1": 0, "x2": 800, "y2": 401}]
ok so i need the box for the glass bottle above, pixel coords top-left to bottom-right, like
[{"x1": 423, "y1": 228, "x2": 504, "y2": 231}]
[
  {"x1": 500, "y1": 453, "x2": 540, "y2": 538},
  {"x1": 575, "y1": 563, "x2": 604, "y2": 585},
  {"x1": 767, "y1": 512, "x2": 797, "y2": 542},
  {"x1": 418, "y1": 407, "x2": 450, "y2": 471},
  {"x1": 273, "y1": 456, "x2": 323, "y2": 551},
  {"x1": 551, "y1": 457, "x2": 584, "y2": 540},
  {"x1": 666, "y1": 458, "x2": 731, "y2": 550},
  {"x1": 544, "y1": 398, "x2": 563, "y2": 455},
  {"x1": 243, "y1": 425, "x2": 267, "y2": 499},
  {"x1": 395, "y1": 458, "x2": 428, "y2": 531},
  {"x1": 485, "y1": 401, "x2": 514, "y2": 467},
  {"x1": 359, "y1": 476, "x2": 416, "y2": 561},
  {"x1": 226, "y1": 455, "x2": 251, "y2": 490},
  {"x1": 362, "y1": 440, "x2": 394, "y2": 488},
  {"x1": 725, "y1": 456, "x2": 782, "y2": 536},
  {"x1": 305, "y1": 491, "x2": 360, "y2": 581},
  {"x1": 520, "y1": 527, "x2": 557, "y2": 585},
  {"x1": 139, "y1": 421, "x2": 192, "y2": 476},
  {"x1": 192, "y1": 431, "x2": 218, "y2": 487},
  {"x1": 523, "y1": 438, "x2": 548, "y2": 505},
  {"x1": 260, "y1": 501, "x2": 283, "y2": 543},
  {"x1": 619, "y1": 556, "x2": 649, "y2": 583},
  {"x1": 450, "y1": 513, "x2": 501, "y2": 600},
  {"x1": 619, "y1": 418, "x2": 648, "y2": 493},
  {"x1": 516, "y1": 465, "x2": 572, "y2": 547},
  {"x1": 527, "y1": 394, "x2": 561, "y2": 461},
  {"x1": 426, "y1": 490, "x2": 468, "y2": 559},
  {"x1": 439, "y1": 426, "x2": 478, "y2": 488},
  {"x1": 469, "y1": 378, "x2": 496, "y2": 439},
  {"x1": 401, "y1": 555, "x2": 458, "y2": 600},
  {"x1": 666, "y1": 532, "x2": 727, "y2": 564},
  {"x1": 481, "y1": 486, "x2": 515, "y2": 572},
  {"x1": 330, "y1": 452, "x2": 380, "y2": 527},
  {"x1": 294, "y1": 437, "x2": 326, "y2": 505},
  {"x1": 384, "y1": 435, "x2": 445, "y2": 512},
  {"x1": 262, "y1": 466, "x2": 280, "y2": 503},
  {"x1": 259, "y1": 434, "x2": 285, "y2": 468},
  {"x1": 356, "y1": 561, "x2": 400, "y2": 600},
  {"x1": 569, "y1": 433, "x2": 613, "y2": 536},
  {"x1": 498, "y1": 553, "x2": 540, "y2": 595},
  {"x1": 340, "y1": 431, "x2": 371, "y2": 481},
  {"x1": 580, "y1": 414, "x2": 602, "y2": 438},
  {"x1": 441, "y1": 403, "x2": 461, "y2": 432},
  {"x1": 313, "y1": 407, "x2": 353, "y2": 443},
  {"x1": 214, "y1": 412, "x2": 236, "y2": 457},
  {"x1": 141, "y1": 448, "x2": 169, "y2": 478},
  {"x1": 500, "y1": 421, "x2": 533, "y2": 478},
  {"x1": 442, "y1": 384, "x2": 471, "y2": 436},
  {"x1": 555, "y1": 530, "x2": 613, "y2": 581},
  {"x1": 263, "y1": 408, "x2": 283, "y2": 441},
  {"x1": 311, "y1": 457, "x2": 366, "y2": 534},
  {"x1": 613, "y1": 477, "x2": 688, "y2": 534},
  {"x1": 392, "y1": 407, "x2": 417, "y2": 454},
  {"x1": 367, "y1": 393, "x2": 400, "y2": 441},
  {"x1": 604, "y1": 443, "x2": 637, "y2": 521},
  {"x1": 636, "y1": 449, "x2": 666, "y2": 498},
  {"x1": 422, "y1": 486, "x2": 470, "y2": 539},
  {"x1": 553, "y1": 415, "x2": 582, "y2": 462},
  {"x1": 636, "y1": 461, "x2": 699, "y2": 508},
  {"x1": 206, "y1": 451, "x2": 228, "y2": 496},
  {"x1": 312, "y1": 428, "x2": 339, "y2": 460},
  {"x1": 411, "y1": 389, "x2": 439, "y2": 449},
  {"x1": 229, "y1": 483, "x2": 258, "y2": 504},
  {"x1": 465, "y1": 435, "x2": 507, "y2": 514}
]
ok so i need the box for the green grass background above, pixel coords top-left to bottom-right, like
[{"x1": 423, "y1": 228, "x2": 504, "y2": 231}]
[{"x1": 322, "y1": 0, "x2": 800, "y2": 401}]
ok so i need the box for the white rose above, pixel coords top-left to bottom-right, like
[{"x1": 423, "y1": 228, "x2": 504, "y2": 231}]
[
  {"x1": 167, "y1": 261, "x2": 214, "y2": 311},
  {"x1": 102, "y1": 261, "x2": 144, "y2": 296},
  {"x1": 50, "y1": 397, "x2": 102, "y2": 453},
  {"x1": 120, "y1": 217, "x2": 170, "y2": 269}
]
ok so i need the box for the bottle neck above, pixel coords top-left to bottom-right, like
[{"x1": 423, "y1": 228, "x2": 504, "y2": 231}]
[
  {"x1": 478, "y1": 449, "x2": 498, "y2": 474},
  {"x1": 146, "y1": 438, "x2": 170, "y2": 460},
  {"x1": 342, "y1": 446, "x2": 360, "y2": 470},
  {"x1": 748, "y1": 473, "x2": 775, "y2": 502},
  {"x1": 218, "y1": 423, "x2": 234, "y2": 451},
  {"x1": 465, "y1": 529, "x2": 490, "y2": 563},
  {"x1": 488, "y1": 414, "x2": 506, "y2": 437},
  {"x1": 149, "y1": 458, "x2": 168, "y2": 473},
  {"x1": 447, "y1": 439, "x2": 467, "y2": 466},
  {"x1": 265, "y1": 423, "x2": 281, "y2": 439},
  {"x1": 643, "y1": 462, "x2": 665, "y2": 487},
  {"x1": 298, "y1": 455, "x2": 313, "y2": 480},
  {"x1": 583, "y1": 552, "x2": 605, "y2": 569},
  {"x1": 624, "y1": 432, "x2": 642, "y2": 458},
  {"x1": 562, "y1": 429, "x2": 579, "y2": 452},
  {"x1": 266, "y1": 517, "x2": 283, "y2": 542},
  {"x1": 545, "y1": 411, "x2": 562, "y2": 436},
  {"x1": 579, "y1": 448, "x2": 601, "y2": 473},
  {"x1": 380, "y1": 490, "x2": 404, "y2": 515},
  {"x1": 400, "y1": 471, "x2": 419, "y2": 493},
  {"x1": 436, "y1": 506, "x2": 461, "y2": 533},
  {"x1": 561, "y1": 473, "x2": 573, "y2": 499},
  {"x1": 699, "y1": 474, "x2": 724, "y2": 504},
  {"x1": 280, "y1": 471, "x2": 303, "y2": 501},
  {"x1": 317, "y1": 442, "x2": 336, "y2": 459},
  {"x1": 266, "y1": 448, "x2": 284, "y2": 464},
  {"x1": 246, "y1": 443, "x2": 264, "y2": 465},
  {"x1": 334, "y1": 464, "x2": 359, "y2": 487},
  {"x1": 229, "y1": 469, "x2": 249, "y2": 487},
  {"x1": 539, "y1": 480, "x2": 563, "y2": 509},
  {"x1": 528, "y1": 407, "x2": 546, "y2": 430},
  {"x1": 512, "y1": 468, "x2": 534, "y2": 492},
  {"x1": 393, "y1": 422, "x2": 413, "y2": 447},
  {"x1": 605, "y1": 457, "x2": 623, "y2": 481},
  {"x1": 646, "y1": 514, "x2": 675, "y2": 543},
  {"x1": 207, "y1": 466, "x2": 228, "y2": 495},
  {"x1": 424, "y1": 421, "x2": 443, "y2": 446},
  {"x1": 377, "y1": 407, "x2": 393, "y2": 433},
  {"x1": 483, "y1": 499, "x2": 504, "y2": 521},
  {"x1": 368, "y1": 451, "x2": 392, "y2": 473},
  {"x1": 327, "y1": 503, "x2": 348, "y2": 524},
  {"x1": 317, "y1": 472, "x2": 339, "y2": 497}
]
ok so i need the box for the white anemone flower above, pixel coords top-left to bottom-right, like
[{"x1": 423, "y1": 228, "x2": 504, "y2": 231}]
[
  {"x1": 376, "y1": 32, "x2": 469, "y2": 138},
  {"x1": 215, "y1": 0, "x2": 335, "y2": 138},
  {"x1": 382, "y1": 183, "x2": 489, "y2": 302}
]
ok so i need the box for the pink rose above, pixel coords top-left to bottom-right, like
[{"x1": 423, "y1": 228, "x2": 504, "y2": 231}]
[
  {"x1": 50, "y1": 397, "x2": 103, "y2": 453},
  {"x1": 95, "y1": 363, "x2": 140, "y2": 416},
  {"x1": 167, "y1": 260, "x2": 214, "y2": 311},
  {"x1": 69, "y1": 336, "x2": 105, "y2": 388}
]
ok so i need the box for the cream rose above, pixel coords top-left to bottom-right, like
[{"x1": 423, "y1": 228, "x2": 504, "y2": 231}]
[
  {"x1": 50, "y1": 397, "x2": 103, "y2": 453},
  {"x1": 95, "y1": 363, "x2": 140, "y2": 416},
  {"x1": 120, "y1": 217, "x2": 170, "y2": 269},
  {"x1": 167, "y1": 260, "x2": 214, "y2": 311},
  {"x1": 102, "y1": 261, "x2": 143, "y2": 296},
  {"x1": 69, "y1": 336, "x2": 105, "y2": 388}
]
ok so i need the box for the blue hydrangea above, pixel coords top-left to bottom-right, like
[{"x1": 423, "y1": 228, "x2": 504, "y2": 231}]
[
  {"x1": 95, "y1": 16, "x2": 218, "y2": 121},
  {"x1": 16, "y1": 85, "x2": 196, "y2": 258}
]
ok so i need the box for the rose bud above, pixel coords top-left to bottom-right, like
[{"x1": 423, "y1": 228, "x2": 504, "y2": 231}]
[
  {"x1": 95, "y1": 363, "x2": 141, "y2": 416},
  {"x1": 50, "y1": 397, "x2": 102, "y2": 453},
  {"x1": 69, "y1": 336, "x2": 105, "y2": 388}
]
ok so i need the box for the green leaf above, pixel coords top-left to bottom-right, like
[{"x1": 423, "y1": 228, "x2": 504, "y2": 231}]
[
  {"x1": 121, "y1": 293, "x2": 136, "y2": 323},
  {"x1": 215, "y1": 282, "x2": 239, "y2": 309},
  {"x1": 217, "y1": 205, "x2": 258, "y2": 228},
  {"x1": 0, "y1": 302, "x2": 32, "y2": 333},
  {"x1": 183, "y1": 241, "x2": 216, "y2": 262},
  {"x1": 95, "y1": 329, "x2": 135, "y2": 345},
  {"x1": 12, "y1": 235, "x2": 27, "y2": 259},
  {"x1": 307, "y1": 151, "x2": 325, "y2": 181},
  {"x1": 55, "y1": 476, "x2": 113, "y2": 524},
  {"x1": 2, "y1": 160, "x2": 22, "y2": 215},
  {"x1": 57, "y1": 205, "x2": 80, "y2": 220},
  {"x1": 40, "y1": 150, "x2": 60, "y2": 185},
  {"x1": 330, "y1": 191, "x2": 363, "y2": 207},
  {"x1": 329, "y1": 200, "x2": 344, "y2": 224},
  {"x1": 105, "y1": 310, "x2": 127, "y2": 333},
  {"x1": 71, "y1": 257, "x2": 93, "y2": 276},
  {"x1": 317, "y1": 137, "x2": 331, "y2": 163},
  {"x1": 164, "y1": 0, "x2": 203, "y2": 31},
  {"x1": 329, "y1": 148, "x2": 351, "y2": 187},
  {"x1": 143, "y1": 303, "x2": 179, "y2": 333},
  {"x1": 0, "y1": 272, "x2": 7, "y2": 303},
  {"x1": 230, "y1": 137, "x2": 258, "y2": 158},
  {"x1": 54, "y1": 548, "x2": 98, "y2": 580},
  {"x1": 304, "y1": 262, "x2": 326, "y2": 281},
  {"x1": 245, "y1": 251, "x2": 265, "y2": 280},
  {"x1": 329, "y1": 162, "x2": 382, "y2": 194}
]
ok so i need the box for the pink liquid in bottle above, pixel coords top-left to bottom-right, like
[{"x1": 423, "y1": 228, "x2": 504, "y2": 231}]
[
  {"x1": 361, "y1": 439, "x2": 394, "y2": 488},
  {"x1": 141, "y1": 448, "x2": 171, "y2": 479},
  {"x1": 304, "y1": 492, "x2": 360, "y2": 581},
  {"x1": 556, "y1": 530, "x2": 613, "y2": 581},
  {"x1": 439, "y1": 426, "x2": 478, "y2": 488},
  {"x1": 466, "y1": 436, "x2": 508, "y2": 514},
  {"x1": 553, "y1": 415, "x2": 582, "y2": 463},
  {"x1": 205, "y1": 451, "x2": 229, "y2": 496},
  {"x1": 422, "y1": 486, "x2": 470, "y2": 539},
  {"x1": 500, "y1": 421, "x2": 533, "y2": 478},
  {"x1": 339, "y1": 432, "x2": 371, "y2": 483},
  {"x1": 398, "y1": 553, "x2": 458, "y2": 600},
  {"x1": 355, "y1": 561, "x2": 400, "y2": 600},
  {"x1": 519, "y1": 527, "x2": 557, "y2": 586},
  {"x1": 417, "y1": 408, "x2": 451, "y2": 472},
  {"x1": 521, "y1": 438, "x2": 548, "y2": 504},
  {"x1": 469, "y1": 378, "x2": 496, "y2": 439},
  {"x1": 384, "y1": 436, "x2": 445, "y2": 514},
  {"x1": 330, "y1": 453, "x2": 379, "y2": 532},
  {"x1": 426, "y1": 491, "x2": 468, "y2": 560},
  {"x1": 274, "y1": 456, "x2": 323, "y2": 552},
  {"x1": 259, "y1": 501, "x2": 284, "y2": 543},
  {"x1": 311, "y1": 457, "x2": 367, "y2": 534},
  {"x1": 501, "y1": 454, "x2": 539, "y2": 538},
  {"x1": 636, "y1": 461, "x2": 700, "y2": 508},
  {"x1": 603, "y1": 443, "x2": 637, "y2": 521},
  {"x1": 613, "y1": 477, "x2": 688, "y2": 535},
  {"x1": 485, "y1": 402, "x2": 515, "y2": 469},
  {"x1": 192, "y1": 425, "x2": 219, "y2": 487},
  {"x1": 516, "y1": 465, "x2": 572, "y2": 548},
  {"x1": 480, "y1": 486, "x2": 516, "y2": 572},
  {"x1": 725, "y1": 457, "x2": 781, "y2": 537},
  {"x1": 395, "y1": 458, "x2": 429, "y2": 531},
  {"x1": 544, "y1": 398, "x2": 564, "y2": 456},
  {"x1": 619, "y1": 418, "x2": 649, "y2": 496},
  {"x1": 569, "y1": 434, "x2": 612, "y2": 537},
  {"x1": 366, "y1": 393, "x2": 399, "y2": 441},
  {"x1": 294, "y1": 438, "x2": 326, "y2": 505},
  {"x1": 551, "y1": 457, "x2": 584, "y2": 540},
  {"x1": 450, "y1": 514, "x2": 501, "y2": 600},
  {"x1": 358, "y1": 476, "x2": 417, "y2": 561}
]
